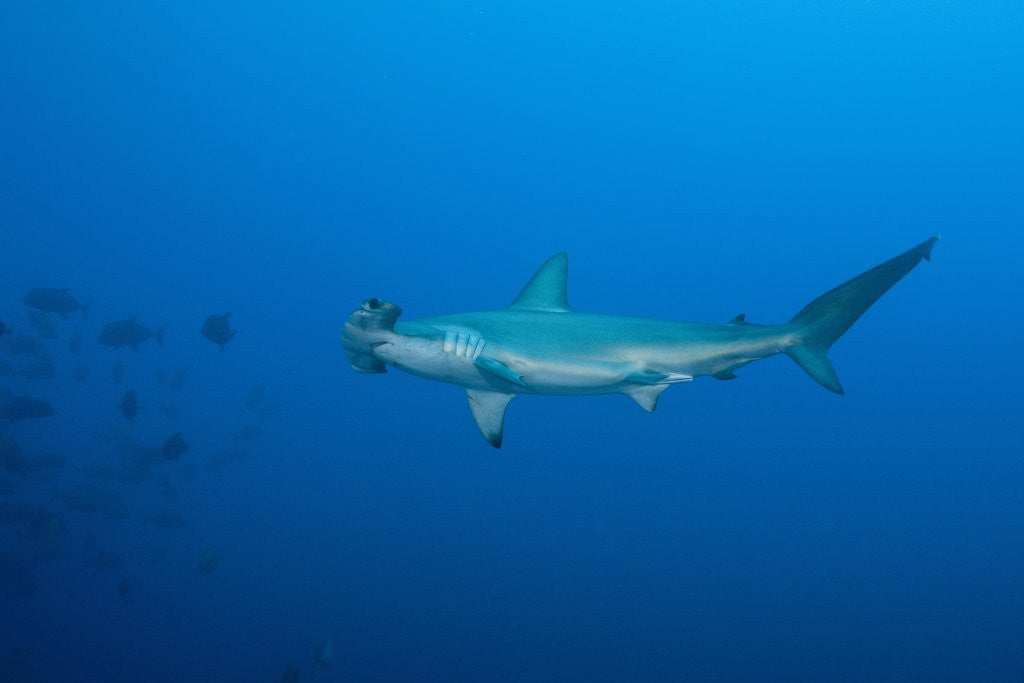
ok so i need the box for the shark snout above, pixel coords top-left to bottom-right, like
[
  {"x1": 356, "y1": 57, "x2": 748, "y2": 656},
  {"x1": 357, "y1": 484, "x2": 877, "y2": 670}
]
[{"x1": 342, "y1": 297, "x2": 403, "y2": 374}]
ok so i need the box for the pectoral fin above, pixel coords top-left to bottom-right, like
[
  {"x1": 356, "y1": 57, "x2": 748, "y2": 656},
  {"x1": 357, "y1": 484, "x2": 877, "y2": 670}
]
[
  {"x1": 466, "y1": 389, "x2": 515, "y2": 448},
  {"x1": 474, "y1": 355, "x2": 527, "y2": 387}
]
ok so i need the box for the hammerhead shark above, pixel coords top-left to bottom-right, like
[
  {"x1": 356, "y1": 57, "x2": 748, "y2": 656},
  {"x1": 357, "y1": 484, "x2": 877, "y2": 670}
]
[{"x1": 343, "y1": 237, "x2": 938, "y2": 447}]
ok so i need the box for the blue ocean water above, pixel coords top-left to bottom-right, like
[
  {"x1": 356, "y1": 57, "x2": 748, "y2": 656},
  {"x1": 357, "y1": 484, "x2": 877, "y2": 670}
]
[{"x1": 2, "y1": 2, "x2": 1022, "y2": 680}]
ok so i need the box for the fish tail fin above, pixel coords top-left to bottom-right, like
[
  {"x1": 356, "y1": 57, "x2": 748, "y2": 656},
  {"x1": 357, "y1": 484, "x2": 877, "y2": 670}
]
[
  {"x1": 155, "y1": 325, "x2": 168, "y2": 347},
  {"x1": 783, "y1": 237, "x2": 938, "y2": 394}
]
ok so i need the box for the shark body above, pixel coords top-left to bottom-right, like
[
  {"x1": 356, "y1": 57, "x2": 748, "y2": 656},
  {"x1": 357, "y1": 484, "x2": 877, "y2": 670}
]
[{"x1": 343, "y1": 238, "x2": 938, "y2": 447}]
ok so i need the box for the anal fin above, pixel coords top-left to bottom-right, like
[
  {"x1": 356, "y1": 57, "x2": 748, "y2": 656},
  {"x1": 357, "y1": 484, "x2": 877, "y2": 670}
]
[{"x1": 466, "y1": 389, "x2": 515, "y2": 448}]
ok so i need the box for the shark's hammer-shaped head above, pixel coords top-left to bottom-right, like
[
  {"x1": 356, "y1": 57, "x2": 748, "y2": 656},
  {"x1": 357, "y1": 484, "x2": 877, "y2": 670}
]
[{"x1": 342, "y1": 297, "x2": 402, "y2": 374}]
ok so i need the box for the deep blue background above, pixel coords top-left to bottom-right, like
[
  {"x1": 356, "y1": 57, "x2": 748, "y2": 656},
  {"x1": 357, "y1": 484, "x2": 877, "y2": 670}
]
[{"x1": 2, "y1": 2, "x2": 1022, "y2": 680}]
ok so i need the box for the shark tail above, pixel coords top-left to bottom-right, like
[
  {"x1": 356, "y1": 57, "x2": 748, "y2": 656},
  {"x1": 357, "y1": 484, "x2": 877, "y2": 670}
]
[{"x1": 783, "y1": 237, "x2": 938, "y2": 394}]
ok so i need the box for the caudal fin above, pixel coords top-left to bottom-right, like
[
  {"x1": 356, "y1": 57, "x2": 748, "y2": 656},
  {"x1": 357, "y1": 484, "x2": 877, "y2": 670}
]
[{"x1": 784, "y1": 237, "x2": 938, "y2": 394}]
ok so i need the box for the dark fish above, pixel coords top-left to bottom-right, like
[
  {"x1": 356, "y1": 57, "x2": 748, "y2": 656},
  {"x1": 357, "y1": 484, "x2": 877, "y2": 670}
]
[
  {"x1": 161, "y1": 432, "x2": 189, "y2": 460},
  {"x1": 5, "y1": 333, "x2": 45, "y2": 357},
  {"x1": 280, "y1": 664, "x2": 301, "y2": 683},
  {"x1": 2, "y1": 396, "x2": 54, "y2": 422},
  {"x1": 19, "y1": 507, "x2": 65, "y2": 545},
  {"x1": 17, "y1": 360, "x2": 56, "y2": 381},
  {"x1": 235, "y1": 424, "x2": 262, "y2": 443},
  {"x1": 117, "y1": 578, "x2": 134, "y2": 604},
  {"x1": 196, "y1": 548, "x2": 219, "y2": 575},
  {"x1": 118, "y1": 436, "x2": 164, "y2": 466},
  {"x1": 0, "y1": 433, "x2": 24, "y2": 471},
  {"x1": 143, "y1": 510, "x2": 184, "y2": 529},
  {"x1": 258, "y1": 401, "x2": 279, "y2": 423},
  {"x1": 111, "y1": 357, "x2": 125, "y2": 383},
  {"x1": 85, "y1": 549, "x2": 122, "y2": 570},
  {"x1": 16, "y1": 452, "x2": 67, "y2": 481},
  {"x1": 313, "y1": 638, "x2": 334, "y2": 673},
  {"x1": 245, "y1": 387, "x2": 264, "y2": 410},
  {"x1": 55, "y1": 483, "x2": 129, "y2": 519},
  {"x1": 201, "y1": 313, "x2": 235, "y2": 350},
  {"x1": 159, "y1": 476, "x2": 179, "y2": 501},
  {"x1": 207, "y1": 447, "x2": 251, "y2": 472},
  {"x1": 22, "y1": 287, "x2": 88, "y2": 317},
  {"x1": 98, "y1": 318, "x2": 167, "y2": 351},
  {"x1": 28, "y1": 311, "x2": 60, "y2": 340},
  {"x1": 169, "y1": 368, "x2": 189, "y2": 390},
  {"x1": 0, "y1": 550, "x2": 36, "y2": 598},
  {"x1": 68, "y1": 332, "x2": 83, "y2": 353},
  {"x1": 84, "y1": 460, "x2": 152, "y2": 485},
  {"x1": 0, "y1": 320, "x2": 9, "y2": 336},
  {"x1": 159, "y1": 402, "x2": 181, "y2": 420},
  {"x1": 73, "y1": 362, "x2": 90, "y2": 382},
  {"x1": 0, "y1": 502, "x2": 42, "y2": 527},
  {"x1": 120, "y1": 389, "x2": 141, "y2": 421}
]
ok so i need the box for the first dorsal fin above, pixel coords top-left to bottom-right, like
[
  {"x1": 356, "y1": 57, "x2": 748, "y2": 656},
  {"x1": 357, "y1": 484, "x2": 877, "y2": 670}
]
[
  {"x1": 508, "y1": 253, "x2": 572, "y2": 312},
  {"x1": 727, "y1": 313, "x2": 747, "y2": 325}
]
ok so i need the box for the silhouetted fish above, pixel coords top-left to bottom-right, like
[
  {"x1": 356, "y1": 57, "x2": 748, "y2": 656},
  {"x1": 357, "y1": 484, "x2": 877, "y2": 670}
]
[
  {"x1": 117, "y1": 578, "x2": 134, "y2": 604},
  {"x1": 0, "y1": 550, "x2": 36, "y2": 598},
  {"x1": 143, "y1": 510, "x2": 184, "y2": 529},
  {"x1": 5, "y1": 333, "x2": 45, "y2": 357},
  {"x1": 207, "y1": 447, "x2": 251, "y2": 472},
  {"x1": 0, "y1": 433, "x2": 24, "y2": 471},
  {"x1": 55, "y1": 483, "x2": 129, "y2": 519},
  {"x1": 196, "y1": 548, "x2": 219, "y2": 575},
  {"x1": 159, "y1": 402, "x2": 181, "y2": 420},
  {"x1": 111, "y1": 357, "x2": 125, "y2": 384},
  {"x1": 27, "y1": 311, "x2": 60, "y2": 340},
  {"x1": 16, "y1": 452, "x2": 67, "y2": 482},
  {"x1": 22, "y1": 287, "x2": 88, "y2": 317},
  {"x1": 169, "y1": 368, "x2": 189, "y2": 390},
  {"x1": 85, "y1": 549, "x2": 122, "y2": 570},
  {"x1": 84, "y1": 460, "x2": 152, "y2": 485},
  {"x1": 120, "y1": 389, "x2": 141, "y2": 422},
  {"x1": 0, "y1": 320, "x2": 9, "y2": 336},
  {"x1": 1, "y1": 396, "x2": 54, "y2": 422},
  {"x1": 201, "y1": 313, "x2": 235, "y2": 350},
  {"x1": 235, "y1": 424, "x2": 262, "y2": 443},
  {"x1": 161, "y1": 433, "x2": 189, "y2": 460},
  {"x1": 119, "y1": 436, "x2": 164, "y2": 466},
  {"x1": 280, "y1": 664, "x2": 300, "y2": 683},
  {"x1": 73, "y1": 362, "x2": 90, "y2": 382},
  {"x1": 98, "y1": 318, "x2": 167, "y2": 351},
  {"x1": 313, "y1": 638, "x2": 334, "y2": 673},
  {"x1": 17, "y1": 360, "x2": 56, "y2": 381},
  {"x1": 245, "y1": 387, "x2": 264, "y2": 410}
]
